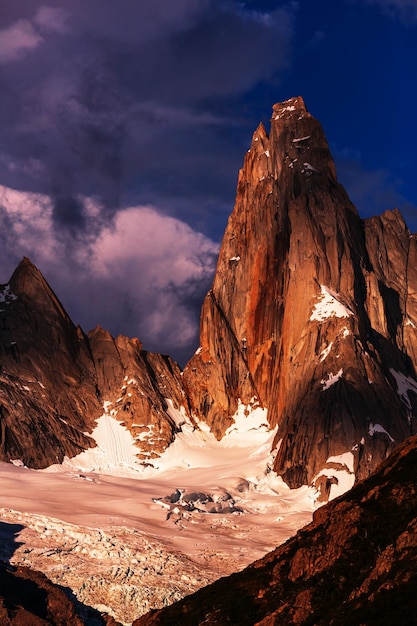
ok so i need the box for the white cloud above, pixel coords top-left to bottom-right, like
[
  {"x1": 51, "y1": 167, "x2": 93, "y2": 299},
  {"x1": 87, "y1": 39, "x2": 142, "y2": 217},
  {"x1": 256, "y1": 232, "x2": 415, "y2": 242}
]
[
  {"x1": 0, "y1": 185, "x2": 219, "y2": 359},
  {"x1": 92, "y1": 205, "x2": 218, "y2": 288},
  {"x1": 0, "y1": 19, "x2": 43, "y2": 63}
]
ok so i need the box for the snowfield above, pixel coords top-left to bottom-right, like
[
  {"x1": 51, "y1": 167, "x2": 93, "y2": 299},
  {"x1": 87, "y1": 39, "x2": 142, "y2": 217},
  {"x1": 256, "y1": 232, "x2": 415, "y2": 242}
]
[{"x1": 0, "y1": 400, "x2": 322, "y2": 624}]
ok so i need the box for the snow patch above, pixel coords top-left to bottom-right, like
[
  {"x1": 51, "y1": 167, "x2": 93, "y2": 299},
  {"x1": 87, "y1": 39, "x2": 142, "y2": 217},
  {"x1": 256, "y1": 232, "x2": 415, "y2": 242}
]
[
  {"x1": 165, "y1": 399, "x2": 190, "y2": 429},
  {"x1": 131, "y1": 399, "x2": 274, "y2": 477},
  {"x1": 223, "y1": 399, "x2": 269, "y2": 445},
  {"x1": 229, "y1": 256, "x2": 240, "y2": 262},
  {"x1": 0, "y1": 284, "x2": 17, "y2": 304},
  {"x1": 406, "y1": 318, "x2": 416, "y2": 328},
  {"x1": 274, "y1": 105, "x2": 295, "y2": 118},
  {"x1": 319, "y1": 342, "x2": 333, "y2": 362},
  {"x1": 369, "y1": 423, "x2": 394, "y2": 442},
  {"x1": 327, "y1": 452, "x2": 354, "y2": 473},
  {"x1": 302, "y1": 162, "x2": 318, "y2": 172},
  {"x1": 292, "y1": 136, "x2": 310, "y2": 143},
  {"x1": 59, "y1": 405, "x2": 142, "y2": 476},
  {"x1": 310, "y1": 285, "x2": 353, "y2": 322},
  {"x1": 321, "y1": 369, "x2": 343, "y2": 390},
  {"x1": 313, "y1": 451, "x2": 355, "y2": 501},
  {"x1": 10, "y1": 459, "x2": 25, "y2": 467},
  {"x1": 389, "y1": 368, "x2": 417, "y2": 412},
  {"x1": 263, "y1": 150, "x2": 270, "y2": 158}
]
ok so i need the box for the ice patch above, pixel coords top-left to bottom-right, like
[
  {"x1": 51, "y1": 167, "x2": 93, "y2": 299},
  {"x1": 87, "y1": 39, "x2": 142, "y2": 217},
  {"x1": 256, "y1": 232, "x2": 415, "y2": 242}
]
[
  {"x1": 310, "y1": 285, "x2": 353, "y2": 322},
  {"x1": 369, "y1": 423, "x2": 394, "y2": 442},
  {"x1": 321, "y1": 369, "x2": 343, "y2": 390}
]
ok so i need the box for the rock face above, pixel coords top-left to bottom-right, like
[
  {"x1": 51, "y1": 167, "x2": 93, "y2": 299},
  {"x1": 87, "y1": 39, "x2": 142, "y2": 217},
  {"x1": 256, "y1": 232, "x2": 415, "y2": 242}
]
[
  {"x1": 0, "y1": 258, "x2": 101, "y2": 467},
  {"x1": 0, "y1": 258, "x2": 190, "y2": 469},
  {"x1": 183, "y1": 96, "x2": 417, "y2": 493},
  {"x1": 133, "y1": 432, "x2": 417, "y2": 626}
]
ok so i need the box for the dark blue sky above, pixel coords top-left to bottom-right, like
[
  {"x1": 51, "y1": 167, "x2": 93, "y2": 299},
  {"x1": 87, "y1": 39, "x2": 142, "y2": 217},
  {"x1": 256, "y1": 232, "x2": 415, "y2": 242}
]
[{"x1": 0, "y1": 0, "x2": 416, "y2": 364}]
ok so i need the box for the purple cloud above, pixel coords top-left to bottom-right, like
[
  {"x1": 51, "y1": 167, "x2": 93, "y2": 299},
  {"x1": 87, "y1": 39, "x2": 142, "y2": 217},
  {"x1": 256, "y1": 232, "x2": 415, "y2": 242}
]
[{"x1": 0, "y1": 185, "x2": 218, "y2": 363}]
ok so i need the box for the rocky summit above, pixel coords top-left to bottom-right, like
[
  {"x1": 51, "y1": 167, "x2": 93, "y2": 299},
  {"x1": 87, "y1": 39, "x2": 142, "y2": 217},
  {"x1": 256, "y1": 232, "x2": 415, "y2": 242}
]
[{"x1": 1, "y1": 97, "x2": 417, "y2": 502}]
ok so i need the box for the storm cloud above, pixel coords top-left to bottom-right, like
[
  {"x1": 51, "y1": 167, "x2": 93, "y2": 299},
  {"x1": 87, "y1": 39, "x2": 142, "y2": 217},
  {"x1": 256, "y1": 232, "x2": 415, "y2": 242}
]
[{"x1": 0, "y1": 1, "x2": 294, "y2": 234}]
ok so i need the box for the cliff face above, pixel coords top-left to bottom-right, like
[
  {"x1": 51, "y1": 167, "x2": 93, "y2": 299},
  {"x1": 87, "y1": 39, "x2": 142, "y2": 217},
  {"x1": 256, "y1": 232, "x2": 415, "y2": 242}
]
[
  {"x1": 0, "y1": 258, "x2": 101, "y2": 467},
  {"x1": 134, "y1": 433, "x2": 417, "y2": 626},
  {"x1": 183, "y1": 96, "x2": 417, "y2": 493}
]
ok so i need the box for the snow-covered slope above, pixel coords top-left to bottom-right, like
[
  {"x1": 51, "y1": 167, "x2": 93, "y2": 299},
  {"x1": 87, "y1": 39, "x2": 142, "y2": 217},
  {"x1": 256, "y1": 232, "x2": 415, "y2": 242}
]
[{"x1": 0, "y1": 401, "x2": 316, "y2": 624}]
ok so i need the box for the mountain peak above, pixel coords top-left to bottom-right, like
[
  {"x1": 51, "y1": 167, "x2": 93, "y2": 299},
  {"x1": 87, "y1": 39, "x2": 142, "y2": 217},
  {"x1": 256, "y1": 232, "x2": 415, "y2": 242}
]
[
  {"x1": 9, "y1": 257, "x2": 71, "y2": 324},
  {"x1": 272, "y1": 95, "x2": 308, "y2": 118},
  {"x1": 184, "y1": 97, "x2": 416, "y2": 494}
]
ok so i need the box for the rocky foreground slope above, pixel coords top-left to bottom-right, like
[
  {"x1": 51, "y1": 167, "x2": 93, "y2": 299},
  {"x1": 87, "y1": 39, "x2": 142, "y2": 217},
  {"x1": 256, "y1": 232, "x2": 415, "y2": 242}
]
[
  {"x1": 1, "y1": 97, "x2": 417, "y2": 500},
  {"x1": 135, "y1": 433, "x2": 417, "y2": 625}
]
